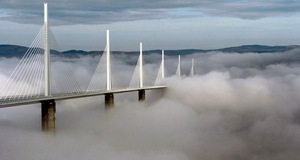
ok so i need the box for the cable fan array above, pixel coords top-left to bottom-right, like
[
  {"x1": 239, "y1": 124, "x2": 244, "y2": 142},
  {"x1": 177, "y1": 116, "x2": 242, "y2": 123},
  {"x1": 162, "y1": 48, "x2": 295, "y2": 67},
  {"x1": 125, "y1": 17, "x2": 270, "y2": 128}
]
[
  {"x1": 0, "y1": 25, "x2": 171, "y2": 104},
  {"x1": 47, "y1": 28, "x2": 82, "y2": 95},
  {"x1": 0, "y1": 27, "x2": 45, "y2": 101},
  {"x1": 0, "y1": 25, "x2": 82, "y2": 102}
]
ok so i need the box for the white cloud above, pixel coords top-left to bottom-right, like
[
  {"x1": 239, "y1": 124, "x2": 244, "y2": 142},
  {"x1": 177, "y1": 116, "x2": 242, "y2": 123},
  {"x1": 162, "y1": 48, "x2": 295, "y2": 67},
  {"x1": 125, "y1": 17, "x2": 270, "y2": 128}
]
[
  {"x1": 1, "y1": 0, "x2": 300, "y2": 25},
  {"x1": 1, "y1": 50, "x2": 300, "y2": 159}
]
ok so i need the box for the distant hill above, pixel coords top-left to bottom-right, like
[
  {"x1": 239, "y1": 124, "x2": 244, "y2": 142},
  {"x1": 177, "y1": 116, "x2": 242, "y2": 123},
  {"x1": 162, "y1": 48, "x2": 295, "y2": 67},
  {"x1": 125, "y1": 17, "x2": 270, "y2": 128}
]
[
  {"x1": 0, "y1": 44, "x2": 300, "y2": 57},
  {"x1": 0, "y1": 45, "x2": 29, "y2": 57},
  {"x1": 217, "y1": 45, "x2": 300, "y2": 53}
]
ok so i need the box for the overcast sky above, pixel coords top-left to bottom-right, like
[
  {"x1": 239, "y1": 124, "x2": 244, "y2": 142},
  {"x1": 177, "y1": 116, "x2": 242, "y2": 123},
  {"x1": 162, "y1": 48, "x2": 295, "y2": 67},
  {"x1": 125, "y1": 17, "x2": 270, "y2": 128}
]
[{"x1": 1, "y1": 0, "x2": 300, "y2": 51}]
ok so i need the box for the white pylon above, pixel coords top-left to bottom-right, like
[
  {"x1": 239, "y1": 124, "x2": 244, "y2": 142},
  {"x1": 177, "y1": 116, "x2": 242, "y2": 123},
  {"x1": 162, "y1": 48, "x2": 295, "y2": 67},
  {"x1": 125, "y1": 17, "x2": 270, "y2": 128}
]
[
  {"x1": 176, "y1": 55, "x2": 181, "y2": 77},
  {"x1": 190, "y1": 58, "x2": 195, "y2": 76},
  {"x1": 106, "y1": 30, "x2": 111, "y2": 91},
  {"x1": 139, "y1": 42, "x2": 143, "y2": 88},
  {"x1": 44, "y1": 2, "x2": 51, "y2": 96},
  {"x1": 162, "y1": 50, "x2": 165, "y2": 79}
]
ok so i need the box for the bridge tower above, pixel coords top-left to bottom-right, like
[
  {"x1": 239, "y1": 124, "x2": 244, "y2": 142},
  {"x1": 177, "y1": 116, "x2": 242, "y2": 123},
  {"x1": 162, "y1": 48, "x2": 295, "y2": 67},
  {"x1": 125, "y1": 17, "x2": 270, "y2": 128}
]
[
  {"x1": 162, "y1": 50, "x2": 165, "y2": 79},
  {"x1": 176, "y1": 55, "x2": 181, "y2": 77},
  {"x1": 138, "y1": 42, "x2": 145, "y2": 101},
  {"x1": 44, "y1": 3, "x2": 51, "y2": 96},
  {"x1": 190, "y1": 58, "x2": 195, "y2": 76},
  {"x1": 41, "y1": 2, "x2": 56, "y2": 132},
  {"x1": 105, "y1": 30, "x2": 114, "y2": 109}
]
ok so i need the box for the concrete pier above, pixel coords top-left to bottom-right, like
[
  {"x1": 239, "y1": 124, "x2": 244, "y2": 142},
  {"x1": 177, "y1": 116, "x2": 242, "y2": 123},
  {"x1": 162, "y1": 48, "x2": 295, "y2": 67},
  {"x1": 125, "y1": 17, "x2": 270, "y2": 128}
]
[
  {"x1": 138, "y1": 89, "x2": 145, "y2": 102},
  {"x1": 105, "y1": 93, "x2": 114, "y2": 109},
  {"x1": 41, "y1": 100, "x2": 56, "y2": 132}
]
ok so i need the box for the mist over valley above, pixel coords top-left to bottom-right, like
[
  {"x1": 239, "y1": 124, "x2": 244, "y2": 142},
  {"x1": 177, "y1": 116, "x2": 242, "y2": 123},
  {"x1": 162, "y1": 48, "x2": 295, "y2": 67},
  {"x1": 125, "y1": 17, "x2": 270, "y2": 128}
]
[{"x1": 1, "y1": 45, "x2": 300, "y2": 160}]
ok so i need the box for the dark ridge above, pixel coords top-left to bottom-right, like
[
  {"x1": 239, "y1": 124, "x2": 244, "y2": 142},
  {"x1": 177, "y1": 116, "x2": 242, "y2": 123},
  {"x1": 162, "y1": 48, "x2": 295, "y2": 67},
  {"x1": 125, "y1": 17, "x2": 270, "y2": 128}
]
[
  {"x1": 0, "y1": 44, "x2": 28, "y2": 57},
  {"x1": 1, "y1": 44, "x2": 300, "y2": 58},
  {"x1": 217, "y1": 45, "x2": 300, "y2": 53},
  {"x1": 63, "y1": 50, "x2": 88, "y2": 54}
]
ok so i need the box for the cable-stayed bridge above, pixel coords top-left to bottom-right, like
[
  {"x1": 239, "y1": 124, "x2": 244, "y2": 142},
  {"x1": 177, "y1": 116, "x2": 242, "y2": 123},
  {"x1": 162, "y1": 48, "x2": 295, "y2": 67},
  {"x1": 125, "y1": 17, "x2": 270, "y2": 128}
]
[
  {"x1": 0, "y1": 29, "x2": 166, "y2": 107},
  {"x1": 0, "y1": 3, "x2": 195, "y2": 132}
]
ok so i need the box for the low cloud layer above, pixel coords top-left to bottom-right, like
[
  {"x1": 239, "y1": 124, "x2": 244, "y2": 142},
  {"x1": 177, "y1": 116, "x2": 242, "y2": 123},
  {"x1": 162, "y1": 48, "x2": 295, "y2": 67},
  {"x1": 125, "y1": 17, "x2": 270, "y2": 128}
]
[
  {"x1": 1, "y1": 50, "x2": 300, "y2": 159},
  {"x1": 1, "y1": 0, "x2": 300, "y2": 25}
]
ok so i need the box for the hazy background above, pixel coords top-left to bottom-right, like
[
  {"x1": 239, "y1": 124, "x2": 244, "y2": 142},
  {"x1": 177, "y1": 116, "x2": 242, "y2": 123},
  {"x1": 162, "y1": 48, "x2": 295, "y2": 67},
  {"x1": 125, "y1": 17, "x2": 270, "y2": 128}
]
[
  {"x1": 1, "y1": 1, "x2": 300, "y2": 50},
  {"x1": 1, "y1": 49, "x2": 300, "y2": 160}
]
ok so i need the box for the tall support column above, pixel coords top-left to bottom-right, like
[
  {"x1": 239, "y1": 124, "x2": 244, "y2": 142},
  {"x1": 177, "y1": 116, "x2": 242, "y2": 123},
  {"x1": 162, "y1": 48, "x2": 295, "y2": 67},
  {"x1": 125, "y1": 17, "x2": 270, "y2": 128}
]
[
  {"x1": 190, "y1": 58, "x2": 195, "y2": 76},
  {"x1": 139, "y1": 42, "x2": 143, "y2": 88},
  {"x1": 176, "y1": 55, "x2": 181, "y2": 77},
  {"x1": 138, "y1": 43, "x2": 145, "y2": 102},
  {"x1": 105, "y1": 93, "x2": 114, "y2": 109},
  {"x1": 106, "y1": 30, "x2": 111, "y2": 91},
  {"x1": 138, "y1": 89, "x2": 145, "y2": 101},
  {"x1": 41, "y1": 100, "x2": 56, "y2": 132},
  {"x1": 162, "y1": 50, "x2": 165, "y2": 79},
  {"x1": 44, "y1": 2, "x2": 51, "y2": 96},
  {"x1": 105, "y1": 30, "x2": 114, "y2": 109}
]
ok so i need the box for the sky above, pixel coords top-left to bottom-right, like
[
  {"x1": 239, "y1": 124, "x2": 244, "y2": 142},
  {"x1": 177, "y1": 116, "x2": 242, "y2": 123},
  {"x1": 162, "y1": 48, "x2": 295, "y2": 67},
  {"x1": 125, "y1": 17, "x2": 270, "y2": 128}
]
[{"x1": 1, "y1": 0, "x2": 300, "y2": 51}]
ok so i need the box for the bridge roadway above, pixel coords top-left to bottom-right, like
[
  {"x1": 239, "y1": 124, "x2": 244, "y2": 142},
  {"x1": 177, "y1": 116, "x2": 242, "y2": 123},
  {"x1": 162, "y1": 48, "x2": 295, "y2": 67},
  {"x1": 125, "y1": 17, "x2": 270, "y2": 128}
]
[{"x1": 0, "y1": 86, "x2": 166, "y2": 108}]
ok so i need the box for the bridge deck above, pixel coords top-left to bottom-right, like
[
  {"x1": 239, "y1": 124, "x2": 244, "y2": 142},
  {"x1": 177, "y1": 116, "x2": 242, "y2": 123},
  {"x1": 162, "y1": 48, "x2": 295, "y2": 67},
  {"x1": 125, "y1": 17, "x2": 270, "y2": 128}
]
[{"x1": 0, "y1": 86, "x2": 166, "y2": 108}]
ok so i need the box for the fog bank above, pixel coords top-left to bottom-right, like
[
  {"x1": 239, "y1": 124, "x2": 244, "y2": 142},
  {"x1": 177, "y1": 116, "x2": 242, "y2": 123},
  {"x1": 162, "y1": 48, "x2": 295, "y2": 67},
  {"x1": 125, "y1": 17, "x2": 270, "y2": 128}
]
[{"x1": 1, "y1": 50, "x2": 300, "y2": 160}]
